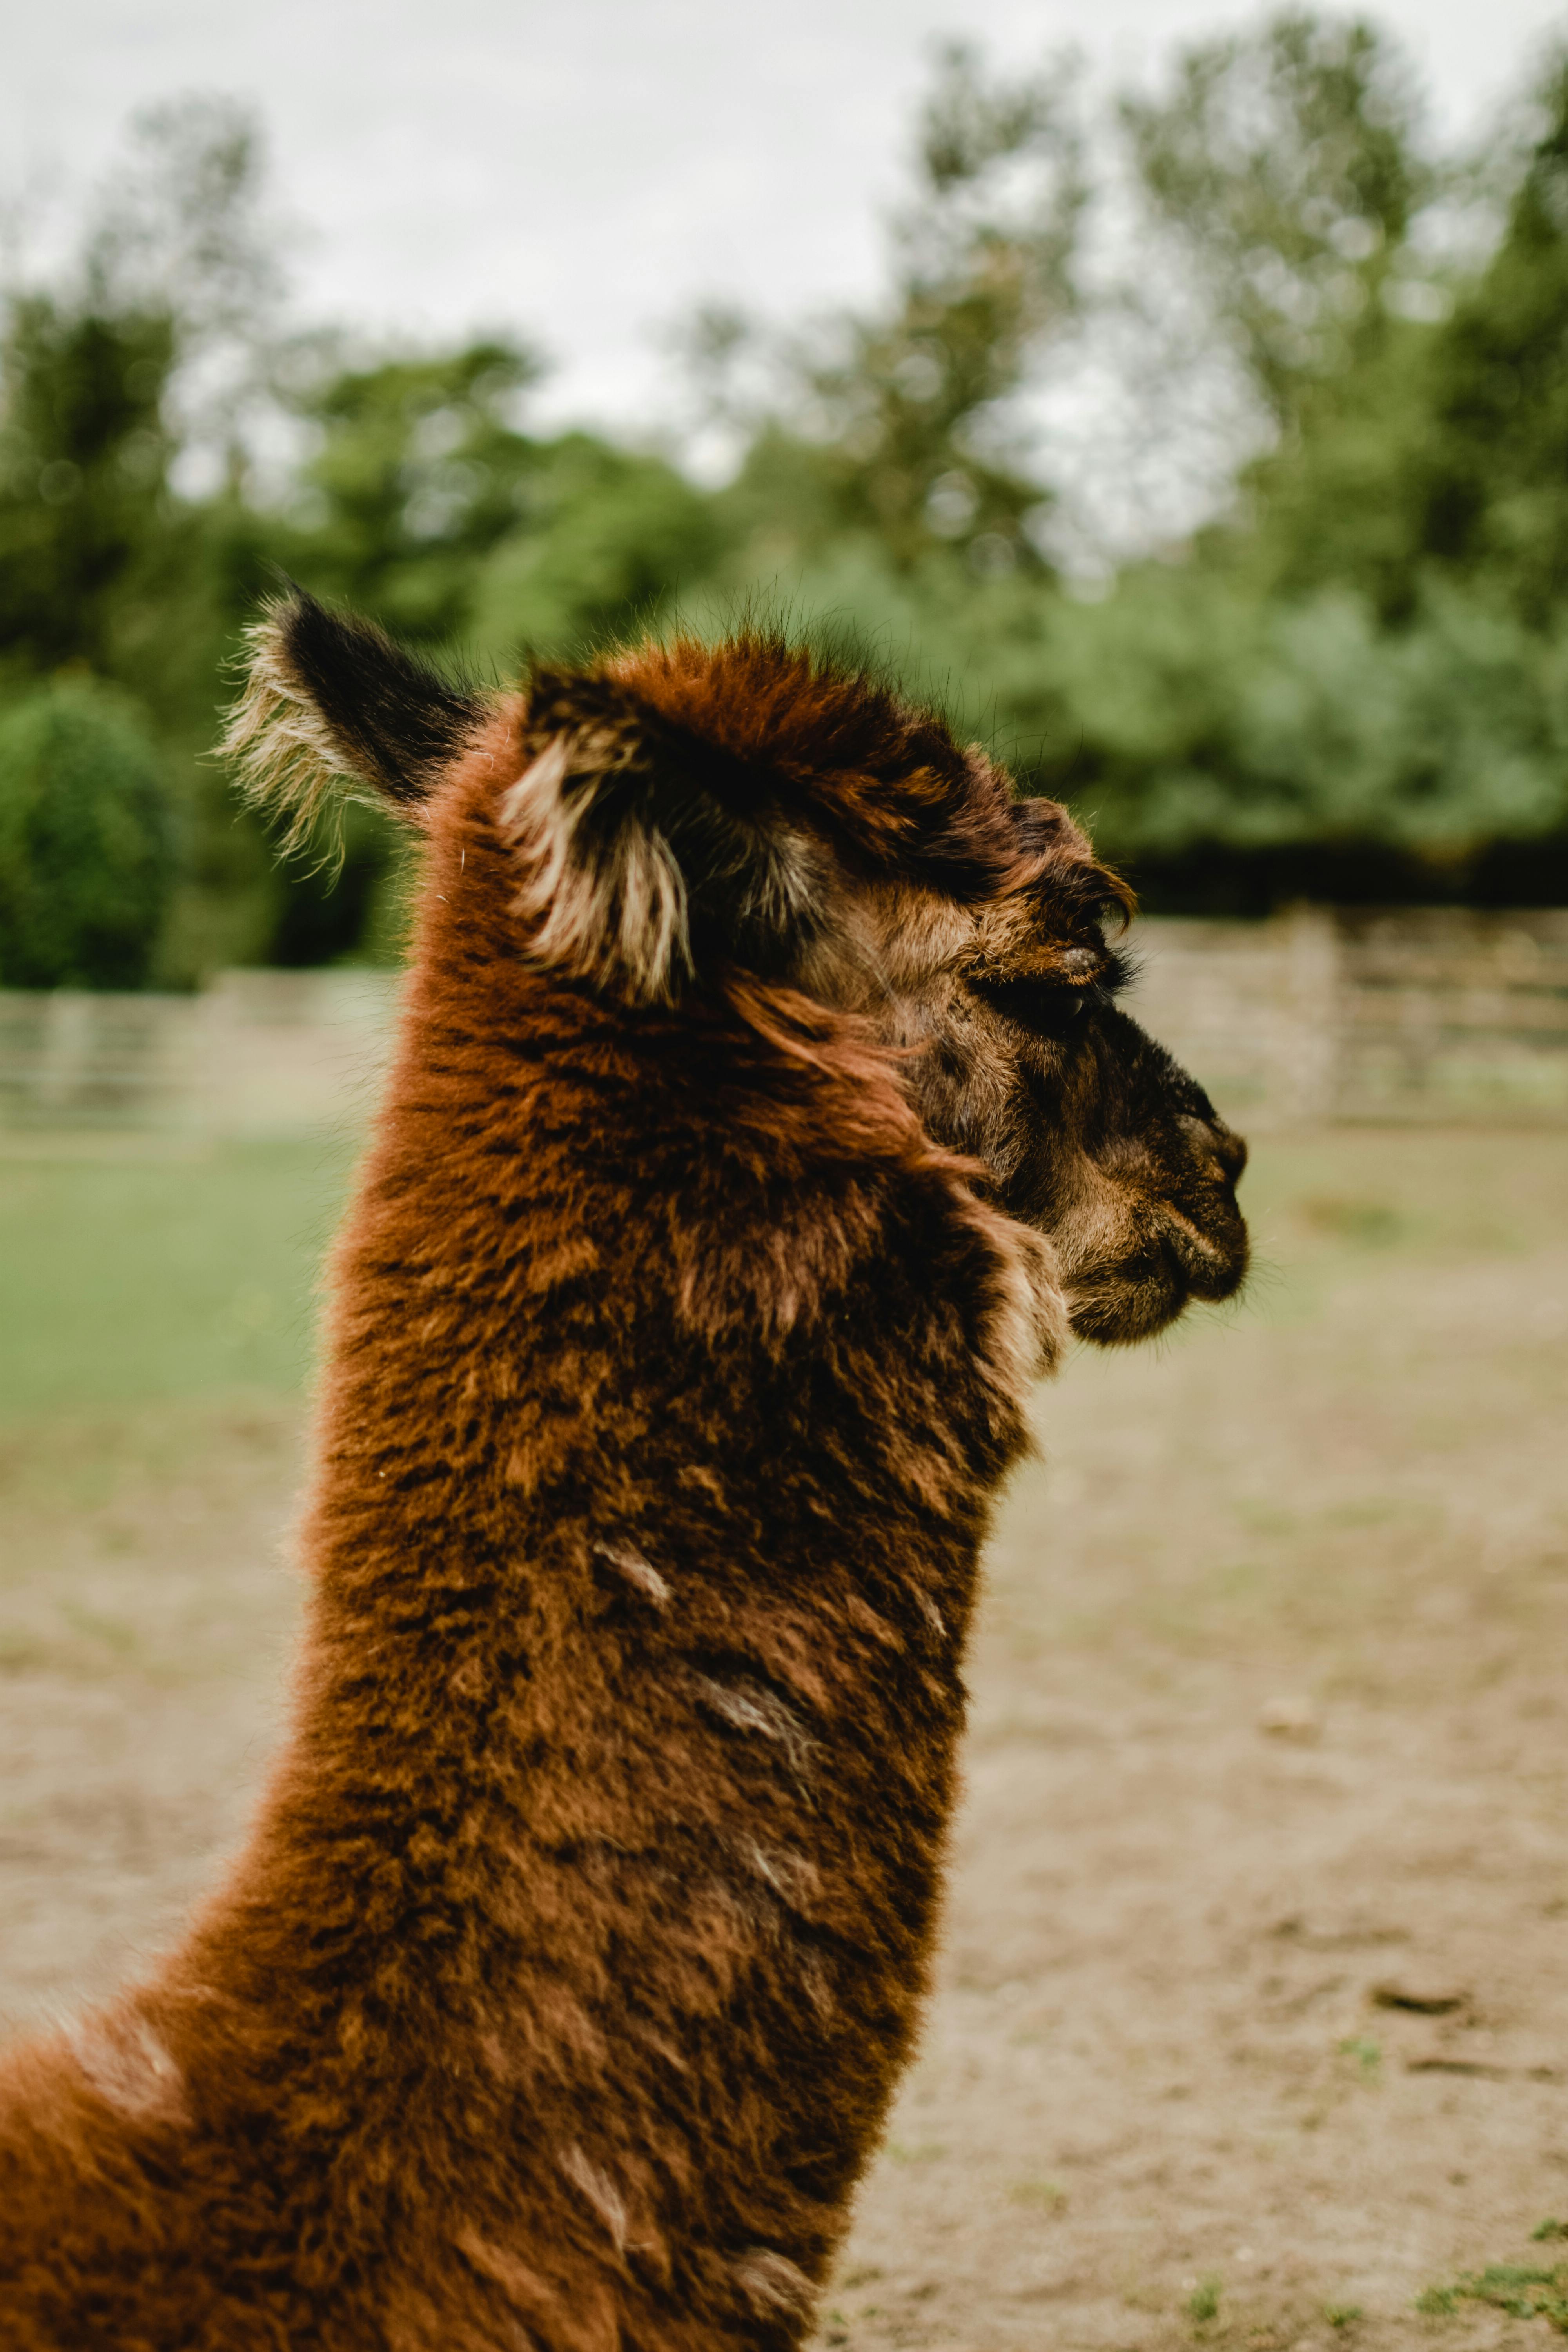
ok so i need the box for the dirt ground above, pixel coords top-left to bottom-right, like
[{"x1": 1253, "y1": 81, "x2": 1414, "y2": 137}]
[{"x1": 1, "y1": 1127, "x2": 1564, "y2": 2352}]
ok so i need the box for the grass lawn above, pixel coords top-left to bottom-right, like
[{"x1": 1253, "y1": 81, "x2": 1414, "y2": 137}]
[{"x1": 0, "y1": 1138, "x2": 356, "y2": 1422}]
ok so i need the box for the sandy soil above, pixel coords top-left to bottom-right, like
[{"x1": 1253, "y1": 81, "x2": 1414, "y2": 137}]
[{"x1": 1, "y1": 1130, "x2": 1564, "y2": 2352}]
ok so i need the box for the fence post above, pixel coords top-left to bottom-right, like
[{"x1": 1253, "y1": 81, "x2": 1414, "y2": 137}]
[
  {"x1": 33, "y1": 991, "x2": 94, "y2": 1118},
  {"x1": 1280, "y1": 904, "x2": 1341, "y2": 1123}
]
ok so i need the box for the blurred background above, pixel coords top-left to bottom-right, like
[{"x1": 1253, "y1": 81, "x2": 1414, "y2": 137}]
[{"x1": 1, "y1": 6, "x2": 1565, "y2": 2348}]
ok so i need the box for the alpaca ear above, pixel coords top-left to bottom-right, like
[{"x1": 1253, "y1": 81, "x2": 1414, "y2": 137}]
[
  {"x1": 222, "y1": 589, "x2": 485, "y2": 848},
  {"x1": 500, "y1": 672, "x2": 823, "y2": 1006}
]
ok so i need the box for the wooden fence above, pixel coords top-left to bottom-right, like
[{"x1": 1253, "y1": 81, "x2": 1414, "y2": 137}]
[
  {"x1": 0, "y1": 969, "x2": 399, "y2": 1140},
  {"x1": 2, "y1": 908, "x2": 1565, "y2": 1138},
  {"x1": 1119, "y1": 906, "x2": 1568, "y2": 1126}
]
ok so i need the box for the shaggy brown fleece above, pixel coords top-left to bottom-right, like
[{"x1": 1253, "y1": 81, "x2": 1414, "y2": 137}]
[{"x1": 0, "y1": 600, "x2": 1247, "y2": 2351}]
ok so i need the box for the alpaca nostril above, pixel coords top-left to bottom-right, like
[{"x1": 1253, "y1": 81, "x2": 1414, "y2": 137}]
[
  {"x1": 1212, "y1": 1123, "x2": 1248, "y2": 1185},
  {"x1": 1178, "y1": 1113, "x2": 1247, "y2": 1186}
]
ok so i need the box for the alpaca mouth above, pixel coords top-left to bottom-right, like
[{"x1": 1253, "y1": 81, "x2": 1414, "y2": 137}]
[
  {"x1": 1062, "y1": 1189, "x2": 1248, "y2": 1345},
  {"x1": 1156, "y1": 1196, "x2": 1249, "y2": 1303}
]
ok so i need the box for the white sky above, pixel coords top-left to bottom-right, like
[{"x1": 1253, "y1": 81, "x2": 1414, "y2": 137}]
[{"x1": 6, "y1": 0, "x2": 1568, "y2": 437}]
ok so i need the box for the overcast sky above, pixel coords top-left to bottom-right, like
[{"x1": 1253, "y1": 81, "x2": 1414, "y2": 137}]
[{"x1": 6, "y1": 0, "x2": 1568, "y2": 436}]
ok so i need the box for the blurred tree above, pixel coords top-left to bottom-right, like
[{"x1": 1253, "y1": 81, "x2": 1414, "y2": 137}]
[
  {"x1": 808, "y1": 41, "x2": 1085, "y2": 573},
  {"x1": 84, "y1": 94, "x2": 288, "y2": 487},
  {"x1": 1022, "y1": 571, "x2": 1568, "y2": 868},
  {"x1": 0, "y1": 99, "x2": 302, "y2": 980},
  {"x1": 1122, "y1": 10, "x2": 1432, "y2": 426},
  {"x1": 255, "y1": 344, "x2": 724, "y2": 934},
  {"x1": 279, "y1": 345, "x2": 721, "y2": 663},
  {"x1": 946, "y1": 7, "x2": 1563, "y2": 899},
  {"x1": 1414, "y1": 54, "x2": 1568, "y2": 622},
  {"x1": 710, "y1": 43, "x2": 1085, "y2": 581},
  {"x1": 0, "y1": 679, "x2": 177, "y2": 987},
  {"x1": 0, "y1": 297, "x2": 176, "y2": 680},
  {"x1": 0, "y1": 96, "x2": 284, "y2": 697},
  {"x1": 280, "y1": 341, "x2": 545, "y2": 641},
  {"x1": 468, "y1": 432, "x2": 724, "y2": 662},
  {"x1": 1111, "y1": 9, "x2": 1469, "y2": 622}
]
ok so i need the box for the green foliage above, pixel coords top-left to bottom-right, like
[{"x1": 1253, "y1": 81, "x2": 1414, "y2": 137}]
[
  {"x1": 1026, "y1": 572, "x2": 1568, "y2": 861},
  {"x1": 0, "y1": 103, "x2": 304, "y2": 983},
  {"x1": 277, "y1": 347, "x2": 722, "y2": 665},
  {"x1": 1114, "y1": 7, "x2": 1448, "y2": 621},
  {"x1": 281, "y1": 342, "x2": 544, "y2": 641},
  {"x1": 1208, "y1": 42, "x2": 1568, "y2": 633},
  {"x1": 1214, "y1": 312, "x2": 1446, "y2": 614},
  {"x1": 0, "y1": 679, "x2": 177, "y2": 988},
  {"x1": 690, "y1": 13, "x2": 1568, "y2": 895},
  {"x1": 468, "y1": 434, "x2": 724, "y2": 663},
  {"x1": 973, "y1": 8, "x2": 1568, "y2": 886},
  {"x1": 1416, "y1": 60, "x2": 1568, "y2": 621},
  {"x1": 0, "y1": 298, "x2": 176, "y2": 679},
  {"x1": 711, "y1": 545, "x2": 1568, "y2": 876}
]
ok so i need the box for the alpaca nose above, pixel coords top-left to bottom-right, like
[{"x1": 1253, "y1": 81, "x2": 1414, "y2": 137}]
[
  {"x1": 1180, "y1": 1112, "x2": 1248, "y2": 1187},
  {"x1": 1208, "y1": 1118, "x2": 1248, "y2": 1186}
]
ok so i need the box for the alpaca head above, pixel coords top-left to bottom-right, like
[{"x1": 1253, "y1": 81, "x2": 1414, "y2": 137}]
[
  {"x1": 847, "y1": 833, "x2": 1249, "y2": 1346},
  {"x1": 226, "y1": 590, "x2": 1247, "y2": 1344}
]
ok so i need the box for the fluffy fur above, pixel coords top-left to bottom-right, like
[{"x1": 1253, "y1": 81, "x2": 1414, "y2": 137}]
[{"x1": 0, "y1": 595, "x2": 1247, "y2": 2351}]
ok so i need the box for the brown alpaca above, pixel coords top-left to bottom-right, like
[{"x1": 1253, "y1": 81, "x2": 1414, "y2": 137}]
[{"x1": 0, "y1": 597, "x2": 1247, "y2": 2351}]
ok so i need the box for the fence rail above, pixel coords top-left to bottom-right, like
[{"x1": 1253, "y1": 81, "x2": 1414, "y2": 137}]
[{"x1": 2, "y1": 908, "x2": 1566, "y2": 1138}]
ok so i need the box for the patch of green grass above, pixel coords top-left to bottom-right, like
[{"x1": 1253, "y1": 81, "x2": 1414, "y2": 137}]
[
  {"x1": 1325, "y1": 2302, "x2": 1363, "y2": 2328},
  {"x1": 1418, "y1": 2264, "x2": 1568, "y2": 2331},
  {"x1": 1186, "y1": 2275, "x2": 1223, "y2": 2324},
  {"x1": 1337, "y1": 2036, "x2": 1382, "y2": 2077},
  {"x1": 1535, "y1": 2223, "x2": 1568, "y2": 2244},
  {"x1": 0, "y1": 1140, "x2": 356, "y2": 1419}
]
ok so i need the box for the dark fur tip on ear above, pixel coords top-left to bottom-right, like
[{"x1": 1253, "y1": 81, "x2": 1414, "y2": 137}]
[{"x1": 221, "y1": 589, "x2": 486, "y2": 849}]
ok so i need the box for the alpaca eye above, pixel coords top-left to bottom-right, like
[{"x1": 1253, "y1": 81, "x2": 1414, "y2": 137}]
[{"x1": 974, "y1": 976, "x2": 1092, "y2": 1040}]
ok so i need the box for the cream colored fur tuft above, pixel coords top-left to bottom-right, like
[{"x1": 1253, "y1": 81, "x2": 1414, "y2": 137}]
[
  {"x1": 221, "y1": 609, "x2": 363, "y2": 855},
  {"x1": 558, "y1": 2144, "x2": 630, "y2": 2253},
  {"x1": 984, "y1": 1206, "x2": 1067, "y2": 1414},
  {"x1": 500, "y1": 731, "x2": 691, "y2": 1006},
  {"x1": 593, "y1": 1538, "x2": 671, "y2": 1606},
  {"x1": 733, "y1": 2249, "x2": 815, "y2": 2317}
]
